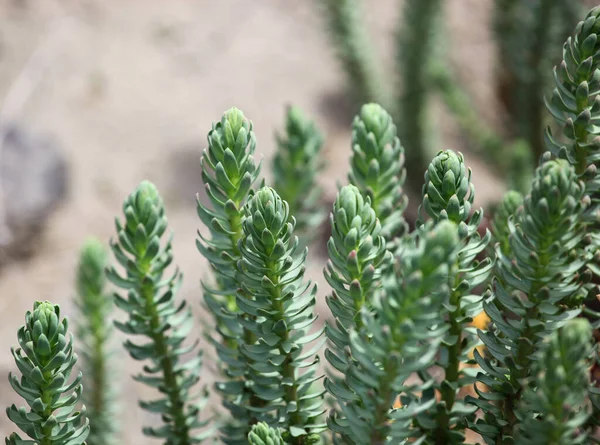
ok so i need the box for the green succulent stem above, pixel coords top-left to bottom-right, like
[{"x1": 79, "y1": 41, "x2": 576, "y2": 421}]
[
  {"x1": 418, "y1": 150, "x2": 491, "y2": 443},
  {"x1": 75, "y1": 238, "x2": 117, "y2": 445},
  {"x1": 196, "y1": 108, "x2": 264, "y2": 443},
  {"x1": 237, "y1": 187, "x2": 325, "y2": 443},
  {"x1": 546, "y1": 7, "x2": 600, "y2": 182},
  {"x1": 326, "y1": 221, "x2": 459, "y2": 444},
  {"x1": 324, "y1": 185, "x2": 392, "y2": 430},
  {"x1": 368, "y1": 358, "x2": 395, "y2": 445},
  {"x1": 470, "y1": 159, "x2": 590, "y2": 444},
  {"x1": 108, "y1": 181, "x2": 208, "y2": 444},
  {"x1": 197, "y1": 106, "x2": 261, "y2": 351},
  {"x1": 440, "y1": 276, "x2": 463, "y2": 412},
  {"x1": 6, "y1": 302, "x2": 89, "y2": 445},
  {"x1": 348, "y1": 104, "x2": 408, "y2": 245},
  {"x1": 142, "y1": 272, "x2": 191, "y2": 441},
  {"x1": 266, "y1": 259, "x2": 303, "y2": 435},
  {"x1": 517, "y1": 319, "x2": 593, "y2": 444},
  {"x1": 273, "y1": 105, "x2": 325, "y2": 238}
]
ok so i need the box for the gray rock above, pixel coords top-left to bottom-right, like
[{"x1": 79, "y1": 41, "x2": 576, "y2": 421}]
[{"x1": 0, "y1": 123, "x2": 68, "y2": 262}]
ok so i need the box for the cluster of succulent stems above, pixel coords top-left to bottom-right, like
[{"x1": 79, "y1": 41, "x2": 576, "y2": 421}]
[{"x1": 5, "y1": 5, "x2": 600, "y2": 445}]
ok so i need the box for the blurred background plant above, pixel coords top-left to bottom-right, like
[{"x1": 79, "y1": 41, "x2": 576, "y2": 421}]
[{"x1": 321, "y1": 0, "x2": 589, "y2": 195}]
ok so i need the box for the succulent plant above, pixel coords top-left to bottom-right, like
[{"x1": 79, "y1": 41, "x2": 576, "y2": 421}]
[
  {"x1": 326, "y1": 221, "x2": 459, "y2": 444},
  {"x1": 236, "y1": 187, "x2": 325, "y2": 444},
  {"x1": 470, "y1": 159, "x2": 591, "y2": 443},
  {"x1": 7, "y1": 7, "x2": 600, "y2": 443},
  {"x1": 107, "y1": 181, "x2": 210, "y2": 444},
  {"x1": 417, "y1": 149, "x2": 492, "y2": 443},
  {"x1": 490, "y1": 190, "x2": 524, "y2": 256},
  {"x1": 74, "y1": 238, "x2": 118, "y2": 445},
  {"x1": 517, "y1": 319, "x2": 593, "y2": 444},
  {"x1": 273, "y1": 105, "x2": 325, "y2": 238},
  {"x1": 248, "y1": 422, "x2": 286, "y2": 445},
  {"x1": 6, "y1": 301, "x2": 89, "y2": 445},
  {"x1": 348, "y1": 103, "x2": 408, "y2": 245},
  {"x1": 196, "y1": 108, "x2": 263, "y2": 444}
]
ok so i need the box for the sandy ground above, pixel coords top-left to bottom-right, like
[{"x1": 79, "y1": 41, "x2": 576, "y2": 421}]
[{"x1": 0, "y1": 0, "x2": 510, "y2": 442}]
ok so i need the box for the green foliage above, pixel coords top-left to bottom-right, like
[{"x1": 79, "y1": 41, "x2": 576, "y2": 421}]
[
  {"x1": 470, "y1": 159, "x2": 591, "y2": 443},
  {"x1": 420, "y1": 150, "x2": 473, "y2": 225},
  {"x1": 417, "y1": 150, "x2": 493, "y2": 443},
  {"x1": 7, "y1": 6, "x2": 600, "y2": 443},
  {"x1": 197, "y1": 106, "x2": 261, "y2": 337},
  {"x1": 326, "y1": 221, "x2": 459, "y2": 444},
  {"x1": 248, "y1": 423, "x2": 286, "y2": 445},
  {"x1": 491, "y1": 190, "x2": 524, "y2": 257},
  {"x1": 517, "y1": 319, "x2": 593, "y2": 444},
  {"x1": 320, "y1": 0, "x2": 386, "y2": 107},
  {"x1": 324, "y1": 184, "x2": 392, "y2": 344},
  {"x1": 107, "y1": 180, "x2": 209, "y2": 445},
  {"x1": 5, "y1": 301, "x2": 89, "y2": 445},
  {"x1": 348, "y1": 103, "x2": 408, "y2": 244},
  {"x1": 74, "y1": 238, "x2": 118, "y2": 445},
  {"x1": 323, "y1": 185, "x2": 393, "y2": 435},
  {"x1": 195, "y1": 107, "x2": 262, "y2": 444},
  {"x1": 236, "y1": 186, "x2": 325, "y2": 444},
  {"x1": 546, "y1": 6, "x2": 600, "y2": 205},
  {"x1": 273, "y1": 106, "x2": 325, "y2": 236}
]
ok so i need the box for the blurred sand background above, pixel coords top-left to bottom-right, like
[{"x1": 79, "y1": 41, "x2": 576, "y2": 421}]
[{"x1": 0, "y1": 0, "x2": 568, "y2": 442}]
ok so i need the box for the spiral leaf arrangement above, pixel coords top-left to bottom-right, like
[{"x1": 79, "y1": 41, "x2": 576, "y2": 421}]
[
  {"x1": 546, "y1": 7, "x2": 600, "y2": 203},
  {"x1": 273, "y1": 106, "x2": 325, "y2": 237},
  {"x1": 197, "y1": 107, "x2": 261, "y2": 338},
  {"x1": 469, "y1": 159, "x2": 591, "y2": 443},
  {"x1": 517, "y1": 318, "x2": 593, "y2": 444},
  {"x1": 5, "y1": 301, "x2": 89, "y2": 445},
  {"x1": 195, "y1": 108, "x2": 263, "y2": 443},
  {"x1": 348, "y1": 103, "x2": 408, "y2": 245},
  {"x1": 326, "y1": 221, "x2": 459, "y2": 444},
  {"x1": 107, "y1": 181, "x2": 209, "y2": 445},
  {"x1": 247, "y1": 422, "x2": 285, "y2": 445},
  {"x1": 545, "y1": 9, "x2": 600, "y2": 323},
  {"x1": 74, "y1": 238, "x2": 118, "y2": 445},
  {"x1": 236, "y1": 187, "x2": 326, "y2": 444},
  {"x1": 324, "y1": 184, "x2": 392, "y2": 348},
  {"x1": 417, "y1": 150, "x2": 493, "y2": 443},
  {"x1": 323, "y1": 185, "x2": 393, "y2": 439}
]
